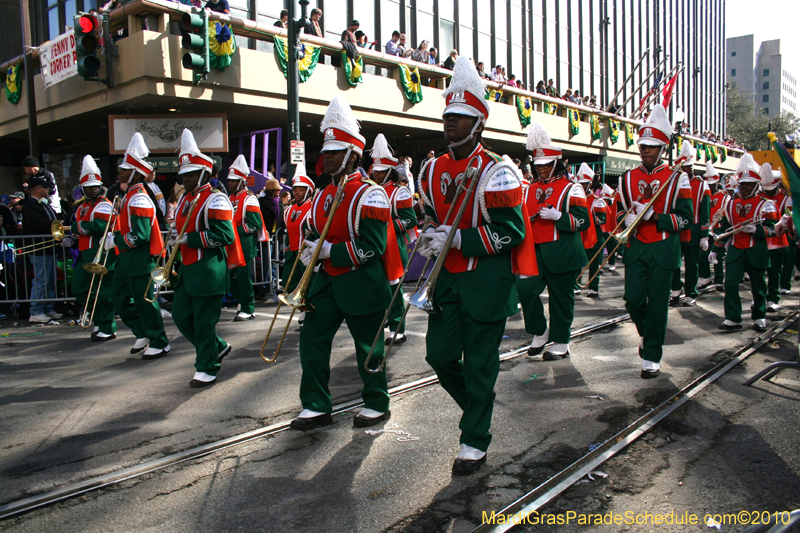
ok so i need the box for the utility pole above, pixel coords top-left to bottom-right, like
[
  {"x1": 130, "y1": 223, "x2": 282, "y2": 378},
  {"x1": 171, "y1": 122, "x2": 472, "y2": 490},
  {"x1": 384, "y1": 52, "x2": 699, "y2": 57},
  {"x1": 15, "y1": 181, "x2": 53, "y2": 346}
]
[
  {"x1": 19, "y1": 0, "x2": 39, "y2": 157},
  {"x1": 286, "y1": 0, "x2": 310, "y2": 180}
]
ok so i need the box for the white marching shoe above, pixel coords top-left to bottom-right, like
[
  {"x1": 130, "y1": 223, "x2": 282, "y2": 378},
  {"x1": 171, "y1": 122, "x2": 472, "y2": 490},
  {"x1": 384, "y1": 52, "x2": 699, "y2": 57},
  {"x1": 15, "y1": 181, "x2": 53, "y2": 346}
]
[{"x1": 527, "y1": 328, "x2": 549, "y2": 356}]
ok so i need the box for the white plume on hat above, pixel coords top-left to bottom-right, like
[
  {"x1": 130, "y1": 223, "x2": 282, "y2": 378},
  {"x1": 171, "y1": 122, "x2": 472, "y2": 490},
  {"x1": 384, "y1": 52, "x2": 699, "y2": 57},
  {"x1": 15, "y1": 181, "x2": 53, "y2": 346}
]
[
  {"x1": 680, "y1": 140, "x2": 695, "y2": 163},
  {"x1": 369, "y1": 133, "x2": 398, "y2": 171},
  {"x1": 442, "y1": 56, "x2": 488, "y2": 120},
  {"x1": 525, "y1": 123, "x2": 563, "y2": 166},
  {"x1": 80, "y1": 155, "x2": 102, "y2": 188},
  {"x1": 178, "y1": 129, "x2": 214, "y2": 175},
  {"x1": 705, "y1": 161, "x2": 719, "y2": 182},
  {"x1": 319, "y1": 96, "x2": 365, "y2": 155},
  {"x1": 577, "y1": 162, "x2": 594, "y2": 183},
  {"x1": 227, "y1": 154, "x2": 249, "y2": 180},
  {"x1": 760, "y1": 162, "x2": 781, "y2": 190},
  {"x1": 637, "y1": 104, "x2": 672, "y2": 147},
  {"x1": 601, "y1": 183, "x2": 615, "y2": 198},
  {"x1": 119, "y1": 132, "x2": 154, "y2": 174},
  {"x1": 735, "y1": 153, "x2": 761, "y2": 183}
]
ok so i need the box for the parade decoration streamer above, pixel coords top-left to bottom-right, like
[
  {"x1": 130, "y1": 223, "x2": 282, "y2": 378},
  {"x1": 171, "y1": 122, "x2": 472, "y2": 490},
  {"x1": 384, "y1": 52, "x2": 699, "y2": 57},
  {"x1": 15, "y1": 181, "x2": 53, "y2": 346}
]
[
  {"x1": 568, "y1": 109, "x2": 580, "y2": 135},
  {"x1": 209, "y1": 21, "x2": 236, "y2": 70},
  {"x1": 720, "y1": 146, "x2": 727, "y2": 162},
  {"x1": 694, "y1": 140, "x2": 704, "y2": 160},
  {"x1": 273, "y1": 36, "x2": 321, "y2": 83},
  {"x1": 398, "y1": 64, "x2": 423, "y2": 104},
  {"x1": 609, "y1": 120, "x2": 620, "y2": 144},
  {"x1": 625, "y1": 123, "x2": 635, "y2": 147},
  {"x1": 705, "y1": 143, "x2": 718, "y2": 163},
  {"x1": 6, "y1": 64, "x2": 21, "y2": 104},
  {"x1": 768, "y1": 131, "x2": 800, "y2": 232},
  {"x1": 485, "y1": 88, "x2": 503, "y2": 102},
  {"x1": 515, "y1": 95, "x2": 532, "y2": 127},
  {"x1": 341, "y1": 50, "x2": 364, "y2": 86},
  {"x1": 544, "y1": 102, "x2": 558, "y2": 115},
  {"x1": 590, "y1": 114, "x2": 601, "y2": 140}
]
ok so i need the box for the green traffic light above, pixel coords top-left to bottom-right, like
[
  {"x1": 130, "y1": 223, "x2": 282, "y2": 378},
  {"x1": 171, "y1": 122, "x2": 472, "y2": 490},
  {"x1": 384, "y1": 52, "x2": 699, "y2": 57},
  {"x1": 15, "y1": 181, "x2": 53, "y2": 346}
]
[
  {"x1": 78, "y1": 55, "x2": 101, "y2": 77},
  {"x1": 182, "y1": 53, "x2": 206, "y2": 70}
]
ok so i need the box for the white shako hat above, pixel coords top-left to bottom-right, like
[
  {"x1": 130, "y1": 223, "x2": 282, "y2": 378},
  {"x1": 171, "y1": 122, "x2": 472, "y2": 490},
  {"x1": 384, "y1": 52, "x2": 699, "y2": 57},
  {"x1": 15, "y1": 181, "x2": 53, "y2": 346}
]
[
  {"x1": 679, "y1": 140, "x2": 695, "y2": 167},
  {"x1": 291, "y1": 162, "x2": 315, "y2": 189},
  {"x1": 760, "y1": 163, "x2": 782, "y2": 190},
  {"x1": 637, "y1": 104, "x2": 672, "y2": 146},
  {"x1": 79, "y1": 155, "x2": 102, "y2": 188},
  {"x1": 178, "y1": 128, "x2": 214, "y2": 175},
  {"x1": 705, "y1": 161, "x2": 720, "y2": 184},
  {"x1": 227, "y1": 155, "x2": 250, "y2": 181},
  {"x1": 526, "y1": 123, "x2": 562, "y2": 165},
  {"x1": 725, "y1": 174, "x2": 738, "y2": 191},
  {"x1": 119, "y1": 132, "x2": 154, "y2": 176},
  {"x1": 601, "y1": 183, "x2": 615, "y2": 199},
  {"x1": 320, "y1": 96, "x2": 366, "y2": 156},
  {"x1": 735, "y1": 153, "x2": 762, "y2": 184},
  {"x1": 442, "y1": 56, "x2": 490, "y2": 122},
  {"x1": 576, "y1": 162, "x2": 594, "y2": 183},
  {"x1": 369, "y1": 133, "x2": 398, "y2": 171}
]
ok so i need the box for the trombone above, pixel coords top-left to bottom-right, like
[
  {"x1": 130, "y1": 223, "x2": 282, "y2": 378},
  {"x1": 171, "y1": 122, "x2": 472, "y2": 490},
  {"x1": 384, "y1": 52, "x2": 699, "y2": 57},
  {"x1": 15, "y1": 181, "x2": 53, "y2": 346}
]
[
  {"x1": 576, "y1": 207, "x2": 633, "y2": 289},
  {"x1": 80, "y1": 197, "x2": 121, "y2": 328},
  {"x1": 143, "y1": 193, "x2": 201, "y2": 303},
  {"x1": 711, "y1": 215, "x2": 765, "y2": 241},
  {"x1": 12, "y1": 221, "x2": 71, "y2": 256},
  {"x1": 259, "y1": 229, "x2": 310, "y2": 363},
  {"x1": 363, "y1": 155, "x2": 484, "y2": 374}
]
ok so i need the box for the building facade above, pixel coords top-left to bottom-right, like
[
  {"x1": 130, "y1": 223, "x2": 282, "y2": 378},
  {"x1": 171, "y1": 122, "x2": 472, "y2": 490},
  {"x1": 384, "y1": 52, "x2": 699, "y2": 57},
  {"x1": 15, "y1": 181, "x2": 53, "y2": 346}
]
[{"x1": 727, "y1": 36, "x2": 798, "y2": 119}]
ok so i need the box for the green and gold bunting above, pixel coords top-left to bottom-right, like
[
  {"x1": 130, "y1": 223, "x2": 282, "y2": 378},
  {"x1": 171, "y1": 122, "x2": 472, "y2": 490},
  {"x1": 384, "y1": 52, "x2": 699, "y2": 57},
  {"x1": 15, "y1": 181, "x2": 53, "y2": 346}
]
[
  {"x1": 721, "y1": 147, "x2": 727, "y2": 162},
  {"x1": 544, "y1": 102, "x2": 558, "y2": 115},
  {"x1": 274, "y1": 36, "x2": 321, "y2": 83},
  {"x1": 515, "y1": 96, "x2": 532, "y2": 127},
  {"x1": 342, "y1": 50, "x2": 364, "y2": 86},
  {"x1": 694, "y1": 141, "x2": 703, "y2": 160},
  {"x1": 769, "y1": 131, "x2": 800, "y2": 231},
  {"x1": 568, "y1": 109, "x2": 580, "y2": 135},
  {"x1": 485, "y1": 88, "x2": 503, "y2": 102},
  {"x1": 705, "y1": 144, "x2": 718, "y2": 163},
  {"x1": 6, "y1": 64, "x2": 21, "y2": 105},
  {"x1": 609, "y1": 120, "x2": 620, "y2": 144},
  {"x1": 209, "y1": 21, "x2": 236, "y2": 70},
  {"x1": 590, "y1": 115, "x2": 601, "y2": 140},
  {"x1": 398, "y1": 64, "x2": 423, "y2": 104},
  {"x1": 625, "y1": 123, "x2": 634, "y2": 147}
]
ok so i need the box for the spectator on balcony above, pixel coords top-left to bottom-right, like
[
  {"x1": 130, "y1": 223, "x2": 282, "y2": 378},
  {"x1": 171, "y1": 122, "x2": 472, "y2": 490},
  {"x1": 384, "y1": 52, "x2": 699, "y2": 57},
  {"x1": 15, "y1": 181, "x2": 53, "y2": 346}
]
[
  {"x1": 306, "y1": 8, "x2": 323, "y2": 37},
  {"x1": 506, "y1": 74, "x2": 518, "y2": 88},
  {"x1": 573, "y1": 90, "x2": 582, "y2": 104},
  {"x1": 341, "y1": 20, "x2": 359, "y2": 45},
  {"x1": 355, "y1": 30, "x2": 377, "y2": 50},
  {"x1": 562, "y1": 89, "x2": 574, "y2": 103},
  {"x1": 385, "y1": 31, "x2": 401, "y2": 56},
  {"x1": 274, "y1": 9, "x2": 288, "y2": 28},
  {"x1": 490, "y1": 64, "x2": 505, "y2": 83},
  {"x1": 205, "y1": 0, "x2": 229, "y2": 15},
  {"x1": 443, "y1": 49, "x2": 458, "y2": 70},
  {"x1": 476, "y1": 62, "x2": 489, "y2": 79},
  {"x1": 583, "y1": 96, "x2": 590, "y2": 106},
  {"x1": 546, "y1": 79, "x2": 559, "y2": 98},
  {"x1": 535, "y1": 80, "x2": 547, "y2": 95},
  {"x1": 411, "y1": 40, "x2": 430, "y2": 63},
  {"x1": 428, "y1": 47, "x2": 438, "y2": 65}
]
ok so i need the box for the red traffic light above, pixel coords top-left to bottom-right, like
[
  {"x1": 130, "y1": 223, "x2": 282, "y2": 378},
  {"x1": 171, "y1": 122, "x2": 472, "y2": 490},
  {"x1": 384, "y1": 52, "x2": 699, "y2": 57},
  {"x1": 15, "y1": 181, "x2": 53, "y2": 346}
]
[{"x1": 77, "y1": 14, "x2": 98, "y2": 34}]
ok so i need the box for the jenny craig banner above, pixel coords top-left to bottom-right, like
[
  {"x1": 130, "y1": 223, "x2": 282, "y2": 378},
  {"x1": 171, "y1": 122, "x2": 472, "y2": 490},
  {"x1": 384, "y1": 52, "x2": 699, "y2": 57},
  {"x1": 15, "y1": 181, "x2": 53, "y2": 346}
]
[{"x1": 39, "y1": 30, "x2": 78, "y2": 88}]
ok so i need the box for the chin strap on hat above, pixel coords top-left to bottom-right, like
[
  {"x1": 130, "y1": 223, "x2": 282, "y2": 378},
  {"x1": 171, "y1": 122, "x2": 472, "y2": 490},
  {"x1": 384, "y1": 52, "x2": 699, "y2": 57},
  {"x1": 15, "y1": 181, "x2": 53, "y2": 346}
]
[
  {"x1": 447, "y1": 116, "x2": 485, "y2": 149},
  {"x1": 334, "y1": 147, "x2": 353, "y2": 177}
]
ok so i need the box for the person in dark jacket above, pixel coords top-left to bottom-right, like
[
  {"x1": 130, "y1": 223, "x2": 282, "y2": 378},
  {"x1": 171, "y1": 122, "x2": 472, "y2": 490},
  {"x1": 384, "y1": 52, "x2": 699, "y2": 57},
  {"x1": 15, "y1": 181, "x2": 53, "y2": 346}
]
[
  {"x1": 258, "y1": 179, "x2": 282, "y2": 236},
  {"x1": 21, "y1": 175, "x2": 65, "y2": 322}
]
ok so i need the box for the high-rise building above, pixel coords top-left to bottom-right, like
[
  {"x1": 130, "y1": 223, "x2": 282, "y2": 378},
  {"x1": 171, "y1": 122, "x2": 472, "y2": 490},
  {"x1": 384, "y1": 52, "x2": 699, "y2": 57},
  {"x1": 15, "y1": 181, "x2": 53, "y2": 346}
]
[{"x1": 727, "y1": 35, "x2": 798, "y2": 118}]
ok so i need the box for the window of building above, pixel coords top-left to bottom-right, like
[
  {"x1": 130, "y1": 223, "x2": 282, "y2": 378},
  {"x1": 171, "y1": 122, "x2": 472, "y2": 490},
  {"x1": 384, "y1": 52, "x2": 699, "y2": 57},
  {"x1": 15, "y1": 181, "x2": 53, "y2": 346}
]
[
  {"x1": 764, "y1": 82, "x2": 769, "y2": 90},
  {"x1": 764, "y1": 108, "x2": 769, "y2": 115},
  {"x1": 732, "y1": 69, "x2": 736, "y2": 76},
  {"x1": 764, "y1": 68, "x2": 770, "y2": 76},
  {"x1": 763, "y1": 95, "x2": 769, "y2": 103},
  {"x1": 732, "y1": 51, "x2": 736, "y2": 57},
  {"x1": 380, "y1": 0, "x2": 400, "y2": 49}
]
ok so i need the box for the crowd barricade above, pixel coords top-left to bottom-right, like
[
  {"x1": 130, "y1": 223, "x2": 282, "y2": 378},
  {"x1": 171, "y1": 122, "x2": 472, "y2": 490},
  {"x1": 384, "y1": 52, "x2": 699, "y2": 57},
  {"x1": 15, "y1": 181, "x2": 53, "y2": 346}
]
[{"x1": 0, "y1": 231, "x2": 284, "y2": 305}]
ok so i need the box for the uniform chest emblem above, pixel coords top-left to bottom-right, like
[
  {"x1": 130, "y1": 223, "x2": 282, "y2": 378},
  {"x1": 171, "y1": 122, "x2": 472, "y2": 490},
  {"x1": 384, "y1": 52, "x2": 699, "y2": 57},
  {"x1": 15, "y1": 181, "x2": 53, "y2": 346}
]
[
  {"x1": 536, "y1": 187, "x2": 554, "y2": 204},
  {"x1": 712, "y1": 198, "x2": 719, "y2": 207},
  {"x1": 638, "y1": 180, "x2": 660, "y2": 200},
  {"x1": 735, "y1": 203, "x2": 753, "y2": 217},
  {"x1": 440, "y1": 172, "x2": 461, "y2": 205},
  {"x1": 291, "y1": 209, "x2": 301, "y2": 222},
  {"x1": 323, "y1": 193, "x2": 334, "y2": 216}
]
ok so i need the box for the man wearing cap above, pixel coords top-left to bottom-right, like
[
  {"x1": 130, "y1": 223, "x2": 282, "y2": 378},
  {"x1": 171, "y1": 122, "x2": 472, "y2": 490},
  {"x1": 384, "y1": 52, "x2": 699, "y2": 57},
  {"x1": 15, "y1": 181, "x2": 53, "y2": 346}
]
[
  {"x1": 370, "y1": 133, "x2": 418, "y2": 345},
  {"x1": 227, "y1": 155, "x2": 267, "y2": 322},
  {"x1": 171, "y1": 129, "x2": 242, "y2": 387},
  {"x1": 520, "y1": 123, "x2": 589, "y2": 360},
  {"x1": 713, "y1": 157, "x2": 778, "y2": 333},
  {"x1": 577, "y1": 164, "x2": 606, "y2": 297},
  {"x1": 291, "y1": 97, "x2": 400, "y2": 431},
  {"x1": 71, "y1": 155, "x2": 117, "y2": 340},
  {"x1": 760, "y1": 167, "x2": 793, "y2": 311},
  {"x1": 259, "y1": 179, "x2": 283, "y2": 236},
  {"x1": 106, "y1": 132, "x2": 171, "y2": 359},
  {"x1": 282, "y1": 163, "x2": 315, "y2": 325},
  {"x1": 341, "y1": 20, "x2": 359, "y2": 44},
  {"x1": 614, "y1": 104, "x2": 693, "y2": 378},
  {"x1": 22, "y1": 175, "x2": 63, "y2": 323},
  {"x1": 670, "y1": 144, "x2": 710, "y2": 307},
  {"x1": 21, "y1": 155, "x2": 61, "y2": 215},
  {"x1": 699, "y1": 164, "x2": 727, "y2": 291},
  {"x1": 417, "y1": 57, "x2": 536, "y2": 475}
]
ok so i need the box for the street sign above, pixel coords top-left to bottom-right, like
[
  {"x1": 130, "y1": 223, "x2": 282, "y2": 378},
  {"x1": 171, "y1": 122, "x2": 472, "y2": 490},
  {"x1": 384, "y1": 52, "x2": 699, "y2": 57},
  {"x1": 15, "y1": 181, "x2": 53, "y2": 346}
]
[{"x1": 290, "y1": 140, "x2": 305, "y2": 164}]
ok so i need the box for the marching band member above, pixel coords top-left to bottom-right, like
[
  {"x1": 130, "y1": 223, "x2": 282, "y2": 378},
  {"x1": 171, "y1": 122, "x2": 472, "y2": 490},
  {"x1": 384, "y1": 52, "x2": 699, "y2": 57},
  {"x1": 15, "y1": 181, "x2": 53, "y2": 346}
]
[
  {"x1": 577, "y1": 164, "x2": 606, "y2": 297},
  {"x1": 670, "y1": 143, "x2": 710, "y2": 307},
  {"x1": 713, "y1": 156, "x2": 778, "y2": 332},
  {"x1": 369, "y1": 133, "x2": 418, "y2": 345},
  {"x1": 227, "y1": 155, "x2": 267, "y2": 322},
  {"x1": 699, "y1": 162, "x2": 725, "y2": 290},
  {"x1": 760, "y1": 166, "x2": 793, "y2": 311},
  {"x1": 71, "y1": 155, "x2": 117, "y2": 341},
  {"x1": 282, "y1": 163, "x2": 315, "y2": 325},
  {"x1": 519, "y1": 123, "x2": 589, "y2": 360},
  {"x1": 418, "y1": 56, "x2": 536, "y2": 475},
  {"x1": 614, "y1": 105, "x2": 693, "y2": 378},
  {"x1": 106, "y1": 133, "x2": 171, "y2": 359},
  {"x1": 290, "y1": 97, "x2": 399, "y2": 431},
  {"x1": 172, "y1": 129, "x2": 244, "y2": 387}
]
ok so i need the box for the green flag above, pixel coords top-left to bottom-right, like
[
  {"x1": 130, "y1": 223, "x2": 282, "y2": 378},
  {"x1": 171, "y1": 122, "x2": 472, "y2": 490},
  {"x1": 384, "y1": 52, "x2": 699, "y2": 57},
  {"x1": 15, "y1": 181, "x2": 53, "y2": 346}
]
[
  {"x1": 6, "y1": 64, "x2": 21, "y2": 104},
  {"x1": 625, "y1": 123, "x2": 634, "y2": 147},
  {"x1": 341, "y1": 50, "x2": 364, "y2": 86},
  {"x1": 609, "y1": 120, "x2": 620, "y2": 144},
  {"x1": 768, "y1": 132, "x2": 800, "y2": 232},
  {"x1": 590, "y1": 115, "x2": 601, "y2": 140},
  {"x1": 568, "y1": 109, "x2": 580, "y2": 135},
  {"x1": 399, "y1": 64, "x2": 423, "y2": 104},
  {"x1": 274, "y1": 36, "x2": 321, "y2": 82},
  {"x1": 516, "y1": 96, "x2": 532, "y2": 127}
]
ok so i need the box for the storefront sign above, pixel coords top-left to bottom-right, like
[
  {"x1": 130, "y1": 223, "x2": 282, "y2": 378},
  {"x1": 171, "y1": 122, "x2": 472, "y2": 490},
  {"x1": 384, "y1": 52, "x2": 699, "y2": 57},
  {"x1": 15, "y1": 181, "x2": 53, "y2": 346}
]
[
  {"x1": 116, "y1": 156, "x2": 222, "y2": 173},
  {"x1": 39, "y1": 30, "x2": 78, "y2": 88},
  {"x1": 605, "y1": 156, "x2": 640, "y2": 174},
  {"x1": 109, "y1": 114, "x2": 228, "y2": 154}
]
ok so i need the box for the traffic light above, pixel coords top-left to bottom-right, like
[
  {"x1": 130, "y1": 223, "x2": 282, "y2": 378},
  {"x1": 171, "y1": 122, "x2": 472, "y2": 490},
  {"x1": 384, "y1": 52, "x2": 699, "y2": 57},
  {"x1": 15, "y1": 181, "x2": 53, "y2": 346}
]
[
  {"x1": 74, "y1": 13, "x2": 101, "y2": 79},
  {"x1": 181, "y1": 10, "x2": 209, "y2": 84}
]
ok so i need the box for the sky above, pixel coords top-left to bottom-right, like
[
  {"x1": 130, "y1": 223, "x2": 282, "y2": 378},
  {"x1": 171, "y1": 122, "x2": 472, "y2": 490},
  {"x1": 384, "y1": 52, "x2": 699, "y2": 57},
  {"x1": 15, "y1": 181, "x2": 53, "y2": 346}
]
[{"x1": 726, "y1": 0, "x2": 800, "y2": 83}]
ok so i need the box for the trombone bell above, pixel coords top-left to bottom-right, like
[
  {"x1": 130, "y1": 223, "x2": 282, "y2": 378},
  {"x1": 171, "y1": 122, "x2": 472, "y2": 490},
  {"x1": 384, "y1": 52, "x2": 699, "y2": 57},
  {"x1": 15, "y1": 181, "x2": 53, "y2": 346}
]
[
  {"x1": 83, "y1": 263, "x2": 109, "y2": 275},
  {"x1": 150, "y1": 267, "x2": 177, "y2": 288},
  {"x1": 405, "y1": 284, "x2": 437, "y2": 313},
  {"x1": 278, "y1": 289, "x2": 310, "y2": 311}
]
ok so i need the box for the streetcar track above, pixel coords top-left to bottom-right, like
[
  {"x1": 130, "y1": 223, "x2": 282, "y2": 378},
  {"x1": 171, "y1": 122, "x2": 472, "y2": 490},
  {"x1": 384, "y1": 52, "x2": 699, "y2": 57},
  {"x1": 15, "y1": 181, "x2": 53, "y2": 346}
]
[{"x1": 471, "y1": 311, "x2": 799, "y2": 533}]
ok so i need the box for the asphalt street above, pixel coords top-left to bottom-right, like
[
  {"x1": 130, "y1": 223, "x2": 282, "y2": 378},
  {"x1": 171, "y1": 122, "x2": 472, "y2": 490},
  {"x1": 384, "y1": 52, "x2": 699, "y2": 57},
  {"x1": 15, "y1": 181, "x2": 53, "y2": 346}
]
[{"x1": 1, "y1": 264, "x2": 798, "y2": 532}]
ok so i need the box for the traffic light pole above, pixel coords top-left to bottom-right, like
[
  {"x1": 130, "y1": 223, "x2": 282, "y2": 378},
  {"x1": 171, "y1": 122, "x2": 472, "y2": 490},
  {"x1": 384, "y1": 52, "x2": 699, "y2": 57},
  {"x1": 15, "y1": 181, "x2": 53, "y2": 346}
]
[
  {"x1": 19, "y1": 0, "x2": 39, "y2": 157},
  {"x1": 286, "y1": 0, "x2": 309, "y2": 180}
]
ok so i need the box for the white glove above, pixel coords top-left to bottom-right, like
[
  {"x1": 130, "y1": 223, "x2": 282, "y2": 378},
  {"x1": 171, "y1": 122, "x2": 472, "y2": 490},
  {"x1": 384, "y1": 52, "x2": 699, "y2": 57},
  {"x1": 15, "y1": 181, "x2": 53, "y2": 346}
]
[
  {"x1": 624, "y1": 213, "x2": 637, "y2": 228},
  {"x1": 742, "y1": 225, "x2": 757, "y2": 234},
  {"x1": 416, "y1": 227, "x2": 438, "y2": 258},
  {"x1": 708, "y1": 251, "x2": 718, "y2": 265},
  {"x1": 61, "y1": 236, "x2": 75, "y2": 248},
  {"x1": 435, "y1": 225, "x2": 461, "y2": 250},
  {"x1": 299, "y1": 239, "x2": 331, "y2": 266},
  {"x1": 699, "y1": 237, "x2": 709, "y2": 251},
  {"x1": 774, "y1": 215, "x2": 789, "y2": 236},
  {"x1": 539, "y1": 206, "x2": 562, "y2": 221},
  {"x1": 167, "y1": 227, "x2": 179, "y2": 246},
  {"x1": 103, "y1": 232, "x2": 116, "y2": 250},
  {"x1": 633, "y1": 201, "x2": 654, "y2": 221},
  {"x1": 176, "y1": 234, "x2": 188, "y2": 246}
]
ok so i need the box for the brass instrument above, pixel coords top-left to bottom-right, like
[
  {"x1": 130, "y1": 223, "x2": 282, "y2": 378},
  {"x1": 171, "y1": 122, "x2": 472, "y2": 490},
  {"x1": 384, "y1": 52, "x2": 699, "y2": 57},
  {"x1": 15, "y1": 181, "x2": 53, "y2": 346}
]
[
  {"x1": 143, "y1": 193, "x2": 201, "y2": 303},
  {"x1": 80, "y1": 197, "x2": 121, "y2": 328},
  {"x1": 712, "y1": 215, "x2": 765, "y2": 241},
  {"x1": 575, "y1": 207, "x2": 633, "y2": 289},
  {"x1": 12, "y1": 221, "x2": 71, "y2": 256},
  {"x1": 259, "y1": 229, "x2": 310, "y2": 363}
]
